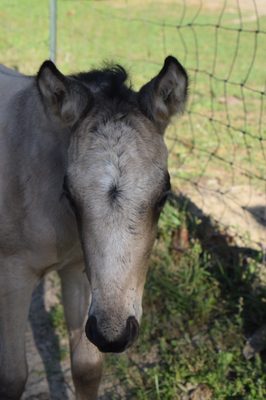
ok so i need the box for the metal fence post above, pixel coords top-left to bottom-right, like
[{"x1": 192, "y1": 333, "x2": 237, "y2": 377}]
[{"x1": 49, "y1": 0, "x2": 57, "y2": 63}]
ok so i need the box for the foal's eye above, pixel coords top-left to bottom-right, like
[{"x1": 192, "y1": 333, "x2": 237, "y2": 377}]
[{"x1": 156, "y1": 191, "x2": 170, "y2": 211}]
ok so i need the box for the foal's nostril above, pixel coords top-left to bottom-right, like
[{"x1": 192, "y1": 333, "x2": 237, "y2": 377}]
[
  {"x1": 85, "y1": 315, "x2": 139, "y2": 353},
  {"x1": 126, "y1": 316, "x2": 139, "y2": 345}
]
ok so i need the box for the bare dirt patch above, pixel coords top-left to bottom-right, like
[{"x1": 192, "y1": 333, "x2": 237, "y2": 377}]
[
  {"x1": 180, "y1": 181, "x2": 266, "y2": 250},
  {"x1": 185, "y1": 0, "x2": 266, "y2": 14},
  {"x1": 22, "y1": 276, "x2": 74, "y2": 400},
  {"x1": 22, "y1": 274, "x2": 117, "y2": 400}
]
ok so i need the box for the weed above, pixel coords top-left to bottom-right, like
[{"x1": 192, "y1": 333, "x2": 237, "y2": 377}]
[{"x1": 49, "y1": 302, "x2": 69, "y2": 361}]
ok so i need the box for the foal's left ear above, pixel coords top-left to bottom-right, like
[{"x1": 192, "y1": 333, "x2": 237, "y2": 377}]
[
  {"x1": 138, "y1": 56, "x2": 188, "y2": 133},
  {"x1": 37, "y1": 60, "x2": 92, "y2": 127}
]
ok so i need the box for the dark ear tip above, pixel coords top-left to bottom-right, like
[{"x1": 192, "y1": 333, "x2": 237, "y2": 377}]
[
  {"x1": 37, "y1": 60, "x2": 64, "y2": 83},
  {"x1": 164, "y1": 55, "x2": 188, "y2": 80},
  {"x1": 38, "y1": 60, "x2": 61, "y2": 78},
  {"x1": 164, "y1": 55, "x2": 178, "y2": 66},
  {"x1": 39, "y1": 60, "x2": 55, "y2": 72}
]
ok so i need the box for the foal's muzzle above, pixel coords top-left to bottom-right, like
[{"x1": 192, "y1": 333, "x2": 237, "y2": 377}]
[{"x1": 85, "y1": 315, "x2": 139, "y2": 353}]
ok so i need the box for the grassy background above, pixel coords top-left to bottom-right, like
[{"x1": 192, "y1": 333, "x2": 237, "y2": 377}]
[{"x1": 1, "y1": 1, "x2": 265, "y2": 399}]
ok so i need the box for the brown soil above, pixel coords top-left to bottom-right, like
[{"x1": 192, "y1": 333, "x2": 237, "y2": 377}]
[
  {"x1": 22, "y1": 276, "x2": 74, "y2": 400},
  {"x1": 180, "y1": 181, "x2": 266, "y2": 250},
  {"x1": 22, "y1": 274, "x2": 115, "y2": 400}
]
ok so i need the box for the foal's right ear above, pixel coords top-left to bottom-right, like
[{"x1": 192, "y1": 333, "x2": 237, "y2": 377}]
[
  {"x1": 138, "y1": 56, "x2": 188, "y2": 134},
  {"x1": 37, "y1": 60, "x2": 92, "y2": 126}
]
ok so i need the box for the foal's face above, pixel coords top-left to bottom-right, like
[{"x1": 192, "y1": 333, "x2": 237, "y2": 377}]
[
  {"x1": 37, "y1": 55, "x2": 188, "y2": 352},
  {"x1": 68, "y1": 115, "x2": 169, "y2": 351}
]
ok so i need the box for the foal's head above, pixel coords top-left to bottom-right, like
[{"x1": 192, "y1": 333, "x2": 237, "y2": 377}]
[{"x1": 37, "y1": 56, "x2": 188, "y2": 353}]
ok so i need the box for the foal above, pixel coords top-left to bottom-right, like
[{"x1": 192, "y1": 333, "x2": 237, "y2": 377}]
[{"x1": 0, "y1": 56, "x2": 188, "y2": 399}]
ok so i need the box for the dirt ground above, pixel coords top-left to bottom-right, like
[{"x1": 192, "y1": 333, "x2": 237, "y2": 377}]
[
  {"x1": 180, "y1": 182, "x2": 266, "y2": 251},
  {"x1": 22, "y1": 275, "x2": 118, "y2": 400},
  {"x1": 110, "y1": 0, "x2": 266, "y2": 14},
  {"x1": 22, "y1": 277, "x2": 75, "y2": 400}
]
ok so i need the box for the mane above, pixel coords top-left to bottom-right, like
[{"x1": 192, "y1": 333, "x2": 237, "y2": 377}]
[{"x1": 72, "y1": 64, "x2": 132, "y2": 100}]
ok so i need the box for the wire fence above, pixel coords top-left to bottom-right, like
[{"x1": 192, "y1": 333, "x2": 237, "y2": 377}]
[
  {"x1": 1, "y1": 0, "x2": 265, "y2": 252},
  {"x1": 164, "y1": 0, "x2": 266, "y2": 252}
]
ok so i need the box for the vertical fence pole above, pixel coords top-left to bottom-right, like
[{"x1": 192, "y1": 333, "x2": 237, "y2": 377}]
[{"x1": 49, "y1": 0, "x2": 57, "y2": 63}]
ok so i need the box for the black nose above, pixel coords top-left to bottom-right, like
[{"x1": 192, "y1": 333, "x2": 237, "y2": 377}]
[{"x1": 85, "y1": 315, "x2": 139, "y2": 353}]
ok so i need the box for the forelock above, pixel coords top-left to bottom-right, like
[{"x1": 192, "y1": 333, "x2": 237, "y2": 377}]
[{"x1": 72, "y1": 64, "x2": 133, "y2": 100}]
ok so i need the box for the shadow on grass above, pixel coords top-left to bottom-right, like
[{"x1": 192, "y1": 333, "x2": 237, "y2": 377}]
[
  {"x1": 245, "y1": 205, "x2": 266, "y2": 228},
  {"x1": 29, "y1": 280, "x2": 70, "y2": 400},
  {"x1": 172, "y1": 192, "x2": 266, "y2": 336}
]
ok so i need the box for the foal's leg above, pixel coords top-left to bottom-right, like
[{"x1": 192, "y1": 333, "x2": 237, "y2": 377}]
[
  {"x1": 0, "y1": 264, "x2": 37, "y2": 399},
  {"x1": 59, "y1": 264, "x2": 103, "y2": 400}
]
